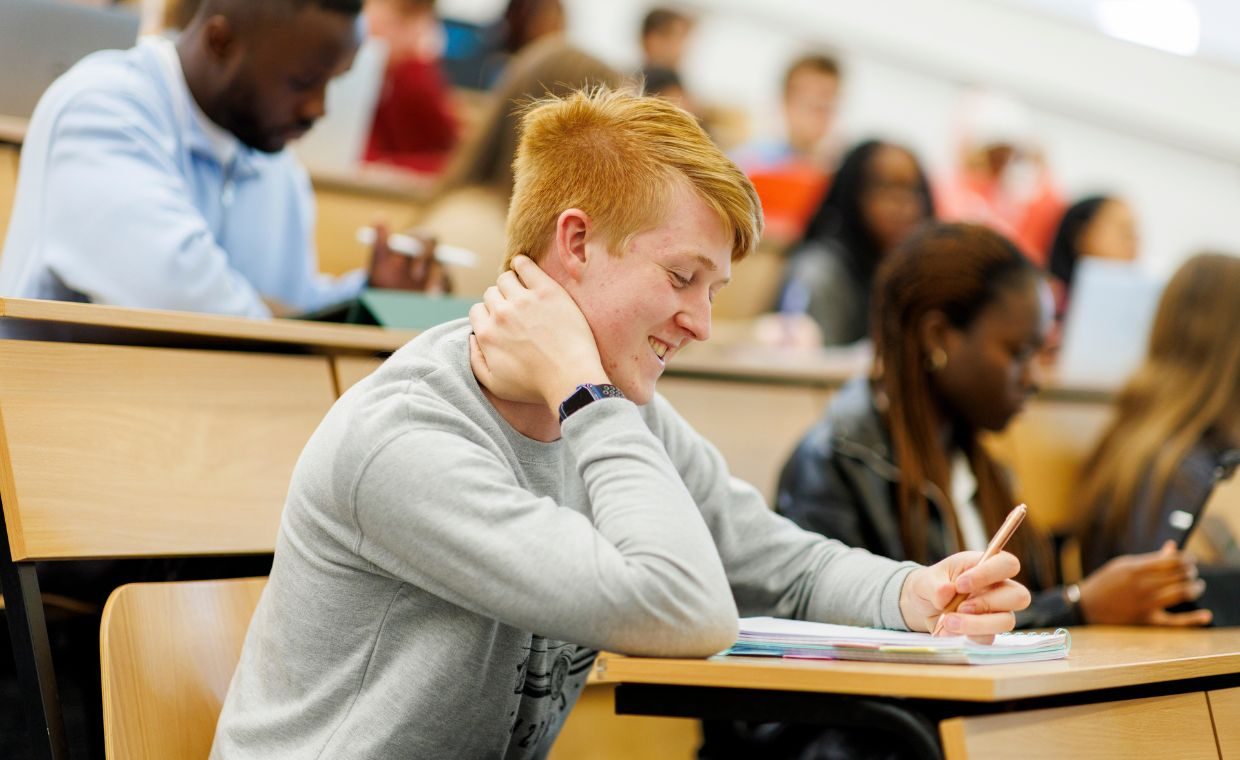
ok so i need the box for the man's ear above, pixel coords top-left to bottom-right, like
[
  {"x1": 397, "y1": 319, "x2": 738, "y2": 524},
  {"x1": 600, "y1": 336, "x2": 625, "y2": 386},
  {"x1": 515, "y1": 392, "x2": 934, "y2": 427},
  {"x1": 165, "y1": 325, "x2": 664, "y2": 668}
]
[
  {"x1": 202, "y1": 15, "x2": 241, "y2": 67},
  {"x1": 552, "y1": 209, "x2": 591, "y2": 282}
]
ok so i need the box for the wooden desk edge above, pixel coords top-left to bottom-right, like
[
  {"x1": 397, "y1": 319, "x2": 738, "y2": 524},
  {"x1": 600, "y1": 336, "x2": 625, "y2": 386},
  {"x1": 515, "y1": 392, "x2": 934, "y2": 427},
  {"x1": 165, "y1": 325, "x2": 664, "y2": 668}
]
[
  {"x1": 595, "y1": 648, "x2": 1240, "y2": 703},
  {"x1": 0, "y1": 115, "x2": 26, "y2": 145},
  {"x1": 310, "y1": 168, "x2": 434, "y2": 202},
  {"x1": 0, "y1": 298, "x2": 416, "y2": 353}
]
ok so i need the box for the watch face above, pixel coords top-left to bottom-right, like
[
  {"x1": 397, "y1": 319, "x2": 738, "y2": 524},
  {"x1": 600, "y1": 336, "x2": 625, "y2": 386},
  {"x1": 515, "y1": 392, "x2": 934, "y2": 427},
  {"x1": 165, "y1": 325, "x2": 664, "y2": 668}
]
[{"x1": 558, "y1": 384, "x2": 625, "y2": 422}]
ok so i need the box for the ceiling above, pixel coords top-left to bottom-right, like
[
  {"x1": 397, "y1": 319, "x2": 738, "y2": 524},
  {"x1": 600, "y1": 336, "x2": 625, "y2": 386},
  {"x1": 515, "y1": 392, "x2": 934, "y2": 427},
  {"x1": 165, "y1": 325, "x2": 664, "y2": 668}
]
[{"x1": 1000, "y1": 0, "x2": 1240, "y2": 67}]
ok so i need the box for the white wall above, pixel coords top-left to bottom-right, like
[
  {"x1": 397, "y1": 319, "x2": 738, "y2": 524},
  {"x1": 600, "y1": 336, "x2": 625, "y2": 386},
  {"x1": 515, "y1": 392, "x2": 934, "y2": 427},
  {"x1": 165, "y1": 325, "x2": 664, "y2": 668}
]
[{"x1": 445, "y1": 0, "x2": 1240, "y2": 275}]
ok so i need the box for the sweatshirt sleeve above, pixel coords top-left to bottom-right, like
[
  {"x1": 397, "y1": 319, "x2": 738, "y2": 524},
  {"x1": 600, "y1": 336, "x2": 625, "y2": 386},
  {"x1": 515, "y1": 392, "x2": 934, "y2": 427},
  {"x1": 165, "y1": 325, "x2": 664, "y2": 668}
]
[
  {"x1": 350, "y1": 397, "x2": 738, "y2": 657},
  {"x1": 644, "y1": 395, "x2": 918, "y2": 631}
]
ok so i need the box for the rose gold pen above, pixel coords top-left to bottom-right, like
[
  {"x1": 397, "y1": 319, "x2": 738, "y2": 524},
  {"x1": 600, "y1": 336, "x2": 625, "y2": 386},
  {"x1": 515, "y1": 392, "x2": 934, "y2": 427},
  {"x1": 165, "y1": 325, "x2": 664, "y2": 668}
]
[{"x1": 931, "y1": 503, "x2": 1028, "y2": 637}]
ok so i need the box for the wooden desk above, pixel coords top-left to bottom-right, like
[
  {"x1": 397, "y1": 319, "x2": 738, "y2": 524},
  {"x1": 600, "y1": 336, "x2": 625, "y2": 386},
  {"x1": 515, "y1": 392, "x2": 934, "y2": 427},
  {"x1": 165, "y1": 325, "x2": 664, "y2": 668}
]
[
  {"x1": 0, "y1": 297, "x2": 414, "y2": 355},
  {"x1": 0, "y1": 115, "x2": 25, "y2": 145},
  {"x1": 597, "y1": 627, "x2": 1240, "y2": 759},
  {"x1": 311, "y1": 167, "x2": 429, "y2": 277},
  {"x1": 1, "y1": 141, "x2": 18, "y2": 250}
]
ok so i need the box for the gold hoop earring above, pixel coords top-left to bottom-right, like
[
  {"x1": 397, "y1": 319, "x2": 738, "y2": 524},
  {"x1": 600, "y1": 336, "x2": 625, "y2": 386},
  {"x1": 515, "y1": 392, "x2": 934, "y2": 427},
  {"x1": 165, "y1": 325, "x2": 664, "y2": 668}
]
[{"x1": 927, "y1": 348, "x2": 948, "y2": 372}]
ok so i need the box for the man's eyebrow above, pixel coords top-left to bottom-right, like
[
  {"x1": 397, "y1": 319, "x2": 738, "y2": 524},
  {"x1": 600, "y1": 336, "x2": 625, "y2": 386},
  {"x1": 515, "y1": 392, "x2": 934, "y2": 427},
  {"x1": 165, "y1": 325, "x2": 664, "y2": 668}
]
[{"x1": 690, "y1": 254, "x2": 717, "y2": 272}]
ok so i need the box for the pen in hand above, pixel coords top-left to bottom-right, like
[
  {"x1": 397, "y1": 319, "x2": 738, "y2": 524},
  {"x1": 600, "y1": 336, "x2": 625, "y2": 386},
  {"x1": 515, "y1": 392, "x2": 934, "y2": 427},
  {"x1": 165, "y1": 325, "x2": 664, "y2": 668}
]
[
  {"x1": 356, "y1": 227, "x2": 479, "y2": 269},
  {"x1": 932, "y1": 503, "x2": 1028, "y2": 637}
]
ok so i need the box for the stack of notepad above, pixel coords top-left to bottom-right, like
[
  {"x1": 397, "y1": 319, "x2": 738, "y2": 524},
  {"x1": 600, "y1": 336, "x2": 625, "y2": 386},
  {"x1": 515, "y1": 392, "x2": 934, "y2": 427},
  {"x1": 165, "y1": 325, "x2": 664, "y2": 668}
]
[{"x1": 725, "y1": 617, "x2": 1071, "y2": 665}]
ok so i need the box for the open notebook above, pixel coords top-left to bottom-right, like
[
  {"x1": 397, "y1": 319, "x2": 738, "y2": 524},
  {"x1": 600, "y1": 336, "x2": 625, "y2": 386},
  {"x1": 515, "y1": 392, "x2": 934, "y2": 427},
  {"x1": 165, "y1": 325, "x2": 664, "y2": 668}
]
[{"x1": 725, "y1": 617, "x2": 1071, "y2": 666}]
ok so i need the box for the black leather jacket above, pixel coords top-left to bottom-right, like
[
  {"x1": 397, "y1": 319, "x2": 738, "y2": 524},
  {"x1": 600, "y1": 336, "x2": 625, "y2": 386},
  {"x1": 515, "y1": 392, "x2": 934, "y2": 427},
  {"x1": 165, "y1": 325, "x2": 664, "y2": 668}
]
[{"x1": 776, "y1": 376, "x2": 1079, "y2": 628}]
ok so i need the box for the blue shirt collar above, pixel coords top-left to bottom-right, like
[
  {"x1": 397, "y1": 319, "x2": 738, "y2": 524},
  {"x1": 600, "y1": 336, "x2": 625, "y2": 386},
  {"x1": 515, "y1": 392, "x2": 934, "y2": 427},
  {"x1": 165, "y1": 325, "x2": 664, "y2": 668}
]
[{"x1": 145, "y1": 36, "x2": 262, "y2": 180}]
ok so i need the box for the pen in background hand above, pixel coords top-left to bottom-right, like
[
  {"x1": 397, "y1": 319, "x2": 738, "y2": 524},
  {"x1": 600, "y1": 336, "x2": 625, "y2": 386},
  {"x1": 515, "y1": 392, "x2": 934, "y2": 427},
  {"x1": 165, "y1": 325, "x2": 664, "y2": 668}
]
[
  {"x1": 356, "y1": 227, "x2": 479, "y2": 269},
  {"x1": 932, "y1": 503, "x2": 1028, "y2": 636}
]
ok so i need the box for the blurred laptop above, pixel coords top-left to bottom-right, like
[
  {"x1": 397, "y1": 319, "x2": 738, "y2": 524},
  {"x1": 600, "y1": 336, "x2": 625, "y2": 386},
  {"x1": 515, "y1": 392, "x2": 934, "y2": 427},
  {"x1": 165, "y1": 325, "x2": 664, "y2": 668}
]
[
  {"x1": 292, "y1": 37, "x2": 388, "y2": 174},
  {"x1": 1057, "y1": 258, "x2": 1163, "y2": 390},
  {"x1": 0, "y1": 0, "x2": 140, "y2": 120}
]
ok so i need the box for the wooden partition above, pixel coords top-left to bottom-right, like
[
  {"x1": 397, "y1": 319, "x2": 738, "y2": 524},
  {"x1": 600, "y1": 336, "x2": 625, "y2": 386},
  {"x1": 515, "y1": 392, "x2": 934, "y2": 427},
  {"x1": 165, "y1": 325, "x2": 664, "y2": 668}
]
[
  {"x1": 983, "y1": 396, "x2": 1115, "y2": 534},
  {"x1": 939, "y1": 693, "x2": 1220, "y2": 760},
  {"x1": 0, "y1": 341, "x2": 336, "y2": 561},
  {"x1": 1210, "y1": 686, "x2": 1240, "y2": 758},
  {"x1": 312, "y1": 178, "x2": 424, "y2": 277},
  {"x1": 0, "y1": 338, "x2": 337, "y2": 760},
  {"x1": 657, "y1": 377, "x2": 832, "y2": 501},
  {"x1": 334, "y1": 355, "x2": 385, "y2": 395},
  {"x1": 1, "y1": 142, "x2": 19, "y2": 251}
]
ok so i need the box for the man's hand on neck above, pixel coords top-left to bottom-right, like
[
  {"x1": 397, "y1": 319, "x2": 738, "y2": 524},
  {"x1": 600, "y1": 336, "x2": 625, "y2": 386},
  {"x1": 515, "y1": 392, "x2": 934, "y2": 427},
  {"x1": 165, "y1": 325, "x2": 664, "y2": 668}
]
[{"x1": 468, "y1": 256, "x2": 610, "y2": 442}]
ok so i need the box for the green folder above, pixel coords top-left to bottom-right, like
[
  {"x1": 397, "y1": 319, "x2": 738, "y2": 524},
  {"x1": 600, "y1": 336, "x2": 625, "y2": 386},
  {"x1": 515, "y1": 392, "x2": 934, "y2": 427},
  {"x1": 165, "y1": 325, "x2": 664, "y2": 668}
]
[{"x1": 296, "y1": 289, "x2": 479, "y2": 330}]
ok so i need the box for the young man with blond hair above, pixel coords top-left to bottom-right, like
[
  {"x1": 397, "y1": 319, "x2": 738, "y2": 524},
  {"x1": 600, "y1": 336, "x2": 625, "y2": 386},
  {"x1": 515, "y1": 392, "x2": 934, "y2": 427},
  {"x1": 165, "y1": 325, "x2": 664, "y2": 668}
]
[{"x1": 212, "y1": 88, "x2": 1028, "y2": 759}]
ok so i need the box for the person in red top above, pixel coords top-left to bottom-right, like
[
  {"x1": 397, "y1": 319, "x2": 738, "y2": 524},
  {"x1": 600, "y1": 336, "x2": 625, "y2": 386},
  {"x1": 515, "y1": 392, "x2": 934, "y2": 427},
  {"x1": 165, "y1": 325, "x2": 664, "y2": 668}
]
[{"x1": 364, "y1": 0, "x2": 459, "y2": 173}]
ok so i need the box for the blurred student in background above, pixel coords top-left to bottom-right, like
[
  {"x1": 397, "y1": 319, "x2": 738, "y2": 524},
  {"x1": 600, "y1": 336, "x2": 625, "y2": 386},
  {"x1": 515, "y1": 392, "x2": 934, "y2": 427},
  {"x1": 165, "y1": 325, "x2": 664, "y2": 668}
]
[
  {"x1": 640, "y1": 6, "x2": 694, "y2": 72},
  {"x1": 638, "y1": 7, "x2": 696, "y2": 115},
  {"x1": 363, "y1": 0, "x2": 459, "y2": 173},
  {"x1": 500, "y1": 0, "x2": 564, "y2": 54},
  {"x1": 411, "y1": 37, "x2": 623, "y2": 296},
  {"x1": 775, "y1": 140, "x2": 934, "y2": 346},
  {"x1": 777, "y1": 222, "x2": 1208, "y2": 629},
  {"x1": 938, "y1": 90, "x2": 1064, "y2": 263},
  {"x1": 641, "y1": 66, "x2": 691, "y2": 112},
  {"x1": 734, "y1": 53, "x2": 841, "y2": 172},
  {"x1": 732, "y1": 53, "x2": 842, "y2": 241},
  {"x1": 1046, "y1": 194, "x2": 1139, "y2": 320},
  {"x1": 0, "y1": 0, "x2": 442, "y2": 320},
  {"x1": 1077, "y1": 252, "x2": 1240, "y2": 624},
  {"x1": 706, "y1": 225, "x2": 1208, "y2": 760}
]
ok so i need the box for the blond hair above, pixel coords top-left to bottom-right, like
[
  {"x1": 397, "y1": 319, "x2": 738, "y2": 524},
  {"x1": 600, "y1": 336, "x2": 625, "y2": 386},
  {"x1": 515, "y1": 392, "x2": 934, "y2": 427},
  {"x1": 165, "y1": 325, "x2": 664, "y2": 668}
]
[
  {"x1": 504, "y1": 86, "x2": 762, "y2": 268},
  {"x1": 1077, "y1": 253, "x2": 1240, "y2": 548}
]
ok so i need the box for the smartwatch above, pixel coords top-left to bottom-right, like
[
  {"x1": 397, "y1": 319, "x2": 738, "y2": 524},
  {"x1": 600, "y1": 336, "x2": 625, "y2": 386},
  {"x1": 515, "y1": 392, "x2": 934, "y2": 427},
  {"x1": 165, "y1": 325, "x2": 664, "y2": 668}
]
[{"x1": 558, "y1": 384, "x2": 625, "y2": 423}]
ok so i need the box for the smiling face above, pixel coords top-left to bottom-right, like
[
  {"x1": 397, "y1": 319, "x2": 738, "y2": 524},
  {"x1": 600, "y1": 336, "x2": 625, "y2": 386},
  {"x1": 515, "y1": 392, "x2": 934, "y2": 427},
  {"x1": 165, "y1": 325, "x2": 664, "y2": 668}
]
[
  {"x1": 207, "y1": 6, "x2": 359, "y2": 153},
  {"x1": 569, "y1": 182, "x2": 733, "y2": 405},
  {"x1": 928, "y1": 278, "x2": 1045, "y2": 432}
]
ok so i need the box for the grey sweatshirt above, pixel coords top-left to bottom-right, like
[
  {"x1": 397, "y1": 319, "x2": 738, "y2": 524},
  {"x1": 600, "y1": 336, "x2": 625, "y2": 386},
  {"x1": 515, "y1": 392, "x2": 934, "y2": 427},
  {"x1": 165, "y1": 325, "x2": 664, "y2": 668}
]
[{"x1": 211, "y1": 319, "x2": 917, "y2": 759}]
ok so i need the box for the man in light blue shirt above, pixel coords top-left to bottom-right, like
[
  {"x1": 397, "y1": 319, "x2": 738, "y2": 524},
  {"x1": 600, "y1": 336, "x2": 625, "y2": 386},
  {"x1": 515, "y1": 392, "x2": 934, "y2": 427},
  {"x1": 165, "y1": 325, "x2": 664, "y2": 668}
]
[{"x1": 0, "y1": 0, "x2": 438, "y2": 318}]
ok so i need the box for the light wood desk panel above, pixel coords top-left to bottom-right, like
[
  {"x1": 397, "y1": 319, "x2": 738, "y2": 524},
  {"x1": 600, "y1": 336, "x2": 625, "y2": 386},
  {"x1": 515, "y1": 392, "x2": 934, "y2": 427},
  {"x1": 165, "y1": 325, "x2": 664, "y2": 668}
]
[
  {"x1": 983, "y1": 399, "x2": 1115, "y2": 534},
  {"x1": 657, "y1": 376, "x2": 832, "y2": 500},
  {"x1": 0, "y1": 115, "x2": 25, "y2": 144},
  {"x1": 939, "y1": 692, "x2": 1219, "y2": 760},
  {"x1": 1210, "y1": 686, "x2": 1240, "y2": 758},
  {"x1": 548, "y1": 684, "x2": 698, "y2": 760},
  {"x1": 313, "y1": 181, "x2": 424, "y2": 277},
  {"x1": 0, "y1": 340, "x2": 336, "y2": 560},
  {"x1": 1, "y1": 143, "x2": 18, "y2": 253},
  {"x1": 334, "y1": 355, "x2": 386, "y2": 395}
]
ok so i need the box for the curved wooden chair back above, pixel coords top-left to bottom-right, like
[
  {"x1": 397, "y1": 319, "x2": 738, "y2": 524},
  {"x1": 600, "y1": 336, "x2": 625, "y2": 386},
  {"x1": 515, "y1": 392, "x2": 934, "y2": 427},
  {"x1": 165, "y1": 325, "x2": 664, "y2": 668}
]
[{"x1": 99, "y1": 577, "x2": 267, "y2": 760}]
